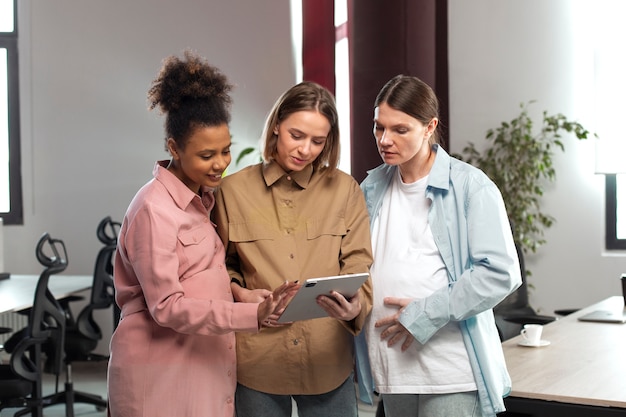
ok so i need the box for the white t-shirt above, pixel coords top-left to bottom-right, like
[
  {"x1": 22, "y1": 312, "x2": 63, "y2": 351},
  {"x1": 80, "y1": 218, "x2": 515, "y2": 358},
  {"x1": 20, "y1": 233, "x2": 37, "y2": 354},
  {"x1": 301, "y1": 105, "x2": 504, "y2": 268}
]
[{"x1": 366, "y1": 171, "x2": 477, "y2": 394}]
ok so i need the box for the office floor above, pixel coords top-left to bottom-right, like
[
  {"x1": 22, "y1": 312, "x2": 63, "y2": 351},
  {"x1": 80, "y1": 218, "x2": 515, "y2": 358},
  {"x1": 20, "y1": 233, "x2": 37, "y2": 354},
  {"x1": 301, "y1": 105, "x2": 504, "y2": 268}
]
[
  {"x1": 0, "y1": 353, "x2": 379, "y2": 417},
  {"x1": 0, "y1": 359, "x2": 108, "y2": 417}
]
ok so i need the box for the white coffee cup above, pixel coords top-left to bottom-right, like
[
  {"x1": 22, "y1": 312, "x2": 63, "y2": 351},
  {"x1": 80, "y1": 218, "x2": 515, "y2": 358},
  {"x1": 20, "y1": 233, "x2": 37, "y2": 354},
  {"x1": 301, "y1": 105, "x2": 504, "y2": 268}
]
[{"x1": 520, "y1": 324, "x2": 543, "y2": 346}]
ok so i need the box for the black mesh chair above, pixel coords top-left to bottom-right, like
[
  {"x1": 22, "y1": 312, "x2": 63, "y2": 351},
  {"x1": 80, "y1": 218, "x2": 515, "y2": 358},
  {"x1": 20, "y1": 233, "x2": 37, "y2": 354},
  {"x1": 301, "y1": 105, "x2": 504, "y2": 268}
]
[
  {"x1": 41, "y1": 216, "x2": 119, "y2": 416},
  {"x1": 0, "y1": 233, "x2": 68, "y2": 417},
  {"x1": 494, "y1": 242, "x2": 557, "y2": 341},
  {"x1": 0, "y1": 326, "x2": 13, "y2": 352}
]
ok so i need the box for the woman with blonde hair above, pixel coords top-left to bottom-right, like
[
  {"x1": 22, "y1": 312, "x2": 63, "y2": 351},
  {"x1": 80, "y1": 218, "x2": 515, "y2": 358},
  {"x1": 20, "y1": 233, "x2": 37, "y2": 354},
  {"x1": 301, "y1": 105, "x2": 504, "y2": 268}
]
[{"x1": 214, "y1": 81, "x2": 373, "y2": 417}]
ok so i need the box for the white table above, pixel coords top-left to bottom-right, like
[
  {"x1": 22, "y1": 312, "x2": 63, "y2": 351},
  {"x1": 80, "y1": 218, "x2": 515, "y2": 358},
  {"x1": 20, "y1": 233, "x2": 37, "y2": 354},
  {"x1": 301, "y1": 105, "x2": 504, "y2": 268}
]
[
  {"x1": 0, "y1": 274, "x2": 92, "y2": 314},
  {"x1": 501, "y1": 296, "x2": 626, "y2": 416}
]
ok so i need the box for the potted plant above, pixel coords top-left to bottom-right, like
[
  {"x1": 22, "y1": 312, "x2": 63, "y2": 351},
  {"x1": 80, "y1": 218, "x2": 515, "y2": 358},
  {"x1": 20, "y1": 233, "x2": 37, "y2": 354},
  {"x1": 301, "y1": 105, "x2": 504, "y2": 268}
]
[{"x1": 454, "y1": 102, "x2": 594, "y2": 263}]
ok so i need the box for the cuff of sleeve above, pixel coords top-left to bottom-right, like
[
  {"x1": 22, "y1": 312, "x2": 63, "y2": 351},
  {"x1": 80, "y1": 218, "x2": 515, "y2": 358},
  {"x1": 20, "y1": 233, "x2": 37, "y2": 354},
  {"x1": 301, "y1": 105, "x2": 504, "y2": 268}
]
[
  {"x1": 232, "y1": 301, "x2": 261, "y2": 332},
  {"x1": 399, "y1": 299, "x2": 446, "y2": 344}
]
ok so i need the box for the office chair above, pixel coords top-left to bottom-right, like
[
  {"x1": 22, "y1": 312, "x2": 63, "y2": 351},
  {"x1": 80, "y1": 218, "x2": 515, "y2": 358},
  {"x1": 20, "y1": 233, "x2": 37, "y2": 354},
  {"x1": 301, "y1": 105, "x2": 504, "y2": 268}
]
[
  {"x1": 493, "y1": 242, "x2": 557, "y2": 341},
  {"x1": 97, "y1": 216, "x2": 121, "y2": 327},
  {"x1": 42, "y1": 216, "x2": 120, "y2": 416},
  {"x1": 0, "y1": 326, "x2": 12, "y2": 351},
  {"x1": 0, "y1": 233, "x2": 68, "y2": 417}
]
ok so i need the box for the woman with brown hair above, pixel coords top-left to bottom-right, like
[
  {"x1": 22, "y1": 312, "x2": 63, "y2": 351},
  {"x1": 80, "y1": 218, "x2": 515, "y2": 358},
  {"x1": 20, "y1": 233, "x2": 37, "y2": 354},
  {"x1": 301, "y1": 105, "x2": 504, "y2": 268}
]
[{"x1": 357, "y1": 75, "x2": 521, "y2": 417}]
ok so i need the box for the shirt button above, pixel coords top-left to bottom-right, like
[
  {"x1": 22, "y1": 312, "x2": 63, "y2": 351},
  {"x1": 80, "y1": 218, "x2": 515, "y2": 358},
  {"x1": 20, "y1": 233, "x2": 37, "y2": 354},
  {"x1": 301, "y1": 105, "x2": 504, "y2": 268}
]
[
  {"x1": 204, "y1": 218, "x2": 209, "y2": 223},
  {"x1": 227, "y1": 398, "x2": 233, "y2": 404},
  {"x1": 227, "y1": 370, "x2": 232, "y2": 376},
  {"x1": 289, "y1": 254, "x2": 294, "y2": 259},
  {"x1": 287, "y1": 176, "x2": 292, "y2": 181},
  {"x1": 293, "y1": 339, "x2": 299, "y2": 345}
]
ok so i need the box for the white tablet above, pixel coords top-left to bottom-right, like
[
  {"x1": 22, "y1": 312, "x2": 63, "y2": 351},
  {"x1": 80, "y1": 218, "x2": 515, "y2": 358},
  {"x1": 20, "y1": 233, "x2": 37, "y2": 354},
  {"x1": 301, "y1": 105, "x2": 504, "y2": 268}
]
[
  {"x1": 577, "y1": 309, "x2": 626, "y2": 324},
  {"x1": 277, "y1": 272, "x2": 369, "y2": 323}
]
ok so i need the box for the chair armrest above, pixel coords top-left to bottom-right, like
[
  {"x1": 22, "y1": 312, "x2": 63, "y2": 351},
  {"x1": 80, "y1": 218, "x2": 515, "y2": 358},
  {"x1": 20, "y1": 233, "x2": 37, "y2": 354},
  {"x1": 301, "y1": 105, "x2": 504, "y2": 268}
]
[
  {"x1": 502, "y1": 314, "x2": 557, "y2": 325},
  {"x1": 554, "y1": 308, "x2": 579, "y2": 316}
]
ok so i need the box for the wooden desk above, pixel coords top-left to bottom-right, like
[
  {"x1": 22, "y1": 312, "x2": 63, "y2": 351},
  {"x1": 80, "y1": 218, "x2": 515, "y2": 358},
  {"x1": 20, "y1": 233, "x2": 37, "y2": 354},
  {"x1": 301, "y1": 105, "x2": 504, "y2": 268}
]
[
  {"x1": 0, "y1": 274, "x2": 92, "y2": 314},
  {"x1": 501, "y1": 296, "x2": 626, "y2": 416}
]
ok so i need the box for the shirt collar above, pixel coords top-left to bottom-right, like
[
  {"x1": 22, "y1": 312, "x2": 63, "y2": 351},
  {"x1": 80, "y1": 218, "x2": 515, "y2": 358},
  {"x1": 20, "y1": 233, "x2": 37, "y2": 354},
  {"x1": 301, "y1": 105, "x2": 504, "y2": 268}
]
[
  {"x1": 262, "y1": 161, "x2": 314, "y2": 189},
  {"x1": 427, "y1": 144, "x2": 451, "y2": 191},
  {"x1": 153, "y1": 160, "x2": 215, "y2": 210}
]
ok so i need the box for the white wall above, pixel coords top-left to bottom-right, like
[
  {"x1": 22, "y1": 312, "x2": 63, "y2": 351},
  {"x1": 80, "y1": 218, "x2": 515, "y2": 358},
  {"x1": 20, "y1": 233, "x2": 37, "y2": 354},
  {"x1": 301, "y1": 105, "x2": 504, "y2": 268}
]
[
  {"x1": 7, "y1": 0, "x2": 625, "y2": 351},
  {"x1": 448, "y1": 0, "x2": 626, "y2": 314},
  {"x1": 7, "y1": 0, "x2": 295, "y2": 353},
  {"x1": 8, "y1": 0, "x2": 295, "y2": 277}
]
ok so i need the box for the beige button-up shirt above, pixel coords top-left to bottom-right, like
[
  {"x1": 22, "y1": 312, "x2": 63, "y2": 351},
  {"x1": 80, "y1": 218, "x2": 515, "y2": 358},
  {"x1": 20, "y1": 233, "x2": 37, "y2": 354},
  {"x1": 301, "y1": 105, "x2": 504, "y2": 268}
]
[{"x1": 214, "y1": 161, "x2": 373, "y2": 395}]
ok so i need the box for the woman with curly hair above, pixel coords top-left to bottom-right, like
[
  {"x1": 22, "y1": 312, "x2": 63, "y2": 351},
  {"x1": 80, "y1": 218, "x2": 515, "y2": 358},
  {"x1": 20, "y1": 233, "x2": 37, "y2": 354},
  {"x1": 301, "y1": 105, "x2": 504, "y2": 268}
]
[{"x1": 106, "y1": 50, "x2": 297, "y2": 417}]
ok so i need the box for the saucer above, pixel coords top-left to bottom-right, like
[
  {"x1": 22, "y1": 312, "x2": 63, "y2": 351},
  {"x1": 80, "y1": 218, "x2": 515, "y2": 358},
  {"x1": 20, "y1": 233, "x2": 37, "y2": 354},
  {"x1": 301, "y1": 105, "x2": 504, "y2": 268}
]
[{"x1": 518, "y1": 339, "x2": 550, "y2": 347}]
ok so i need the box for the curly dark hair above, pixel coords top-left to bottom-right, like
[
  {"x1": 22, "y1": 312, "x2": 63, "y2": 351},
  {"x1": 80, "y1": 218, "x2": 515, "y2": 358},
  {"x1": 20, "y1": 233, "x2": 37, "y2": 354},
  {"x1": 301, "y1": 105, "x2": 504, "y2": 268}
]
[{"x1": 147, "y1": 49, "x2": 233, "y2": 151}]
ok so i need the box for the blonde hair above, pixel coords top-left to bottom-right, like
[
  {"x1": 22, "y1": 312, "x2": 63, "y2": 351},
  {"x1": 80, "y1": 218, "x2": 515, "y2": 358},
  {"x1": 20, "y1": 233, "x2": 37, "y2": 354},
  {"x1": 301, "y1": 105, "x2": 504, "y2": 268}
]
[{"x1": 261, "y1": 81, "x2": 340, "y2": 174}]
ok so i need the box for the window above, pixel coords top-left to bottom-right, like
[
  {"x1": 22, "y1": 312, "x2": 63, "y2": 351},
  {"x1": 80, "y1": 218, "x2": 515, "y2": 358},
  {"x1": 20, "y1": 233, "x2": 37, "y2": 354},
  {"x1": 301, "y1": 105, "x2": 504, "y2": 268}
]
[
  {"x1": 577, "y1": 0, "x2": 625, "y2": 250},
  {"x1": 0, "y1": 0, "x2": 22, "y2": 224},
  {"x1": 606, "y1": 175, "x2": 626, "y2": 250},
  {"x1": 297, "y1": 0, "x2": 352, "y2": 174},
  {"x1": 334, "y1": 0, "x2": 350, "y2": 174}
]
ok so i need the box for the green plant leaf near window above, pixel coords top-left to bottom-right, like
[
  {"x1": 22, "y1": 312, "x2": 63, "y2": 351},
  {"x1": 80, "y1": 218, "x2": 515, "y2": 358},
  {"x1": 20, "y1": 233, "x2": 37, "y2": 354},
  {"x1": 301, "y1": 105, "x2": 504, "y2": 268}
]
[
  {"x1": 235, "y1": 146, "x2": 259, "y2": 166},
  {"x1": 453, "y1": 102, "x2": 596, "y2": 262}
]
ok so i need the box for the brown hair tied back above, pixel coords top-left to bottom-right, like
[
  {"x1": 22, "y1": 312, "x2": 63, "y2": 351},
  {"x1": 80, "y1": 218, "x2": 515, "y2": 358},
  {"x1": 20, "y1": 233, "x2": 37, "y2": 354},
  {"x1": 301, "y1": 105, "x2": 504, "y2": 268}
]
[{"x1": 375, "y1": 75, "x2": 441, "y2": 146}]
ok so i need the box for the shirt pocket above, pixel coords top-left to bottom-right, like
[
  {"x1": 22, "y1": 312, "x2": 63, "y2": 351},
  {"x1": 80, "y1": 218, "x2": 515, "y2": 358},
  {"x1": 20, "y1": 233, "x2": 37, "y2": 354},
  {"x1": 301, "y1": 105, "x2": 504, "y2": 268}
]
[
  {"x1": 229, "y1": 222, "x2": 276, "y2": 243},
  {"x1": 306, "y1": 216, "x2": 347, "y2": 240},
  {"x1": 177, "y1": 227, "x2": 209, "y2": 278},
  {"x1": 305, "y1": 217, "x2": 347, "y2": 271}
]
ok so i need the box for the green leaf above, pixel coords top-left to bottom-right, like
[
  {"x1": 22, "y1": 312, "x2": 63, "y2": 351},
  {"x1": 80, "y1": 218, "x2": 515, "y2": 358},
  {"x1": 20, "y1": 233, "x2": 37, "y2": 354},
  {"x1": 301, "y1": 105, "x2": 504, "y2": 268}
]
[
  {"x1": 454, "y1": 101, "x2": 595, "y2": 276},
  {"x1": 235, "y1": 147, "x2": 258, "y2": 165}
]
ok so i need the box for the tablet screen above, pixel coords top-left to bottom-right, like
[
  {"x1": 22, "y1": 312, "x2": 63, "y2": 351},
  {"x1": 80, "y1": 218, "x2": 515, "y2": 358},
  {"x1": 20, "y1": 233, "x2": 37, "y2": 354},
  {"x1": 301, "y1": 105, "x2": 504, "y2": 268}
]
[{"x1": 276, "y1": 272, "x2": 369, "y2": 323}]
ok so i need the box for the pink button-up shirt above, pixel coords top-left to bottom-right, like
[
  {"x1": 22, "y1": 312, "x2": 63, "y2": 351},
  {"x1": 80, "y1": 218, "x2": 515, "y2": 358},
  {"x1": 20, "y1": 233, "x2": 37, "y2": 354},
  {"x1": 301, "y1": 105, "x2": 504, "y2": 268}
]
[{"x1": 108, "y1": 161, "x2": 259, "y2": 417}]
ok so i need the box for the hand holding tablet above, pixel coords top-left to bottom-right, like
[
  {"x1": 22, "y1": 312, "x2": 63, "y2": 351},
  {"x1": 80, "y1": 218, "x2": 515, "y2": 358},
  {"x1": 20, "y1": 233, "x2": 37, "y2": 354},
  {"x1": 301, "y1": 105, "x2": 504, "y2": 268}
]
[{"x1": 276, "y1": 273, "x2": 369, "y2": 323}]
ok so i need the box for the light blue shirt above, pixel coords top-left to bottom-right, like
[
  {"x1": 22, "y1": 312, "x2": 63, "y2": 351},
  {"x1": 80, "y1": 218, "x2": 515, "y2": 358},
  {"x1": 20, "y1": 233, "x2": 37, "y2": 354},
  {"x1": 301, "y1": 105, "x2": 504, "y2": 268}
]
[{"x1": 356, "y1": 144, "x2": 522, "y2": 417}]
